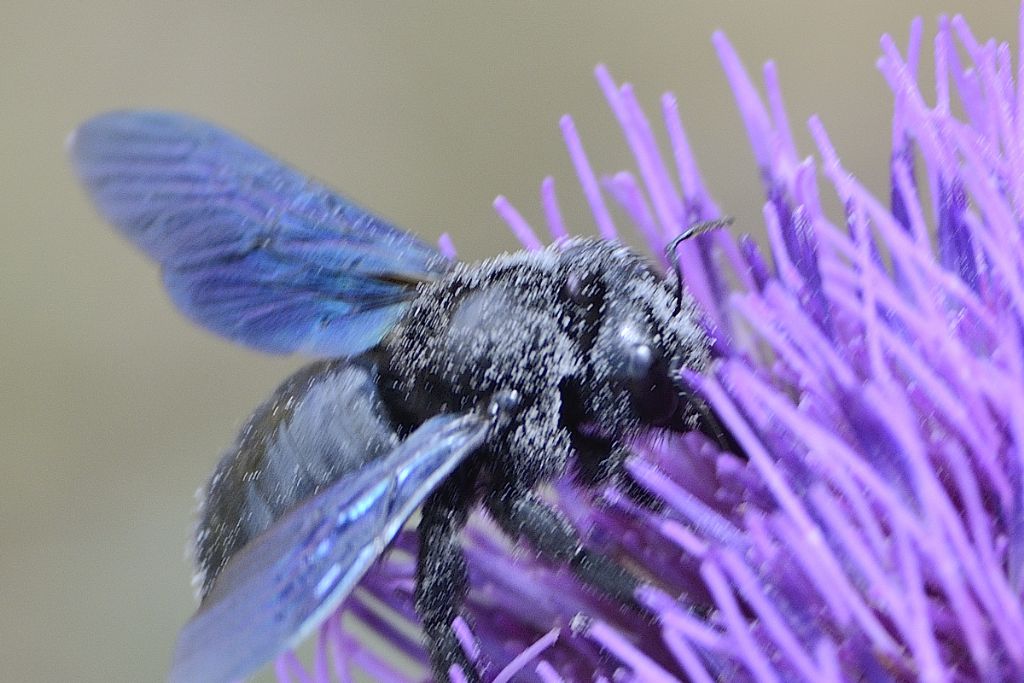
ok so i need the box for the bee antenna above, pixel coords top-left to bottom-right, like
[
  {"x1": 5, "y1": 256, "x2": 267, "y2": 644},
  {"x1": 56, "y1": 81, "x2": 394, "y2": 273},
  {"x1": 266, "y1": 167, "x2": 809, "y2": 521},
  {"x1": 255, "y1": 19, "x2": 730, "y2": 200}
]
[{"x1": 665, "y1": 217, "x2": 734, "y2": 315}]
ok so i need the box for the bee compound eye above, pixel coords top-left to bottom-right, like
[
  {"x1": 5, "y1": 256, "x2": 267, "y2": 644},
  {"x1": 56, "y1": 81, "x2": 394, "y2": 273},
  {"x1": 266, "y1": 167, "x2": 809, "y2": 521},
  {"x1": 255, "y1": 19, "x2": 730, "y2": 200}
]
[
  {"x1": 487, "y1": 389, "x2": 521, "y2": 420},
  {"x1": 626, "y1": 344, "x2": 654, "y2": 380}
]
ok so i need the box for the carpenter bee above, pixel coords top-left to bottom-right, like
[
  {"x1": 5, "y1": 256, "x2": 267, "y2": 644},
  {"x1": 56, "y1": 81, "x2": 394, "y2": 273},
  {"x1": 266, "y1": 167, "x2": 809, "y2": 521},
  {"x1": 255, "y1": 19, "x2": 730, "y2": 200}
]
[{"x1": 69, "y1": 111, "x2": 731, "y2": 682}]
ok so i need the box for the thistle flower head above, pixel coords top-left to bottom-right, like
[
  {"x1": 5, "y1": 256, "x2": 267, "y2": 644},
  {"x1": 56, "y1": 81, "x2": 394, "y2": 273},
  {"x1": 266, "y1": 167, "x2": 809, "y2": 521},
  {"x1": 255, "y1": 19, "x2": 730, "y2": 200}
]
[{"x1": 281, "y1": 7, "x2": 1024, "y2": 682}]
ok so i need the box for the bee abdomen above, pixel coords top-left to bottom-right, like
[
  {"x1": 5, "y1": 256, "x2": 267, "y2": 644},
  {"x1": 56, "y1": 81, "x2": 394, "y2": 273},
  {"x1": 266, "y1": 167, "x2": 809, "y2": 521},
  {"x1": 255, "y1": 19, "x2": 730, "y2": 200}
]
[{"x1": 193, "y1": 353, "x2": 401, "y2": 598}]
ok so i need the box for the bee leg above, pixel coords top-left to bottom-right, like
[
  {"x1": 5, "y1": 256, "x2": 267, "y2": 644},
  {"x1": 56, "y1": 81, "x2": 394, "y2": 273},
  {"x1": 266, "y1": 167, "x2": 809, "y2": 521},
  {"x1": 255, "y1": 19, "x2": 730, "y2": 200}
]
[
  {"x1": 572, "y1": 435, "x2": 661, "y2": 511},
  {"x1": 416, "y1": 476, "x2": 480, "y2": 683},
  {"x1": 677, "y1": 391, "x2": 745, "y2": 458},
  {"x1": 485, "y1": 489, "x2": 641, "y2": 606},
  {"x1": 570, "y1": 431, "x2": 620, "y2": 488}
]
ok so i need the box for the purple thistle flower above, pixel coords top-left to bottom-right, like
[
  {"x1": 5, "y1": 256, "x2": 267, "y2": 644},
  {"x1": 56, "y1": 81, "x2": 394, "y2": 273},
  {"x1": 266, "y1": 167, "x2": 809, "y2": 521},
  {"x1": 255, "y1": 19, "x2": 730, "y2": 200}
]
[{"x1": 279, "y1": 7, "x2": 1024, "y2": 682}]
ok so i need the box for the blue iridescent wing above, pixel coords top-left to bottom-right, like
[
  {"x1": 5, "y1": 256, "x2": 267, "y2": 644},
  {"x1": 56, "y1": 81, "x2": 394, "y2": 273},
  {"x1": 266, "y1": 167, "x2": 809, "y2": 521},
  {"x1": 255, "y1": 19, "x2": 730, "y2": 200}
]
[
  {"x1": 169, "y1": 412, "x2": 489, "y2": 683},
  {"x1": 69, "y1": 111, "x2": 451, "y2": 356}
]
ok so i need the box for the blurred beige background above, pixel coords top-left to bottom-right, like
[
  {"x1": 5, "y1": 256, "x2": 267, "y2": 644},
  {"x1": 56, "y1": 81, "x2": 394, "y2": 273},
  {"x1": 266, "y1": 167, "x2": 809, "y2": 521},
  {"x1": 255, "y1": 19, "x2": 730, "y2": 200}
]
[{"x1": 2, "y1": 2, "x2": 1016, "y2": 681}]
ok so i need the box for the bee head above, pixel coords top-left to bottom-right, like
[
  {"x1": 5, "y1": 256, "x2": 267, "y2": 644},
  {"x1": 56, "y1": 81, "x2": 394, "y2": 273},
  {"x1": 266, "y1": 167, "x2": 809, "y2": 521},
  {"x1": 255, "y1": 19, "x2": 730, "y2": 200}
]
[{"x1": 556, "y1": 239, "x2": 711, "y2": 432}]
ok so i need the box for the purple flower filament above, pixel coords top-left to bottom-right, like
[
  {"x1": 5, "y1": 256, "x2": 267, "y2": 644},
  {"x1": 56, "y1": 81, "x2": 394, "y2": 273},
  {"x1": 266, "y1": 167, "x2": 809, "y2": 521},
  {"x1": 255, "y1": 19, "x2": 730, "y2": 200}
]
[{"x1": 279, "y1": 7, "x2": 1024, "y2": 682}]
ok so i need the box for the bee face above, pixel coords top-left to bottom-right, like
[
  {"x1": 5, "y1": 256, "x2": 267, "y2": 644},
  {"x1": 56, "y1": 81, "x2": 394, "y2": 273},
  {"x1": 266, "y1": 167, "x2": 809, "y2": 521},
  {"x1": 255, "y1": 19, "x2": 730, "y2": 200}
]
[{"x1": 554, "y1": 239, "x2": 710, "y2": 431}]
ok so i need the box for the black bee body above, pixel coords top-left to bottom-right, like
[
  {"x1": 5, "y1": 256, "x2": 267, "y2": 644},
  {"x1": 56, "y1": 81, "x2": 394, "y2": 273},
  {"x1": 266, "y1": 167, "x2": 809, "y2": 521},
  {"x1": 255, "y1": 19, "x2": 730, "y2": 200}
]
[
  {"x1": 194, "y1": 238, "x2": 711, "y2": 678},
  {"x1": 70, "y1": 111, "x2": 721, "y2": 683}
]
